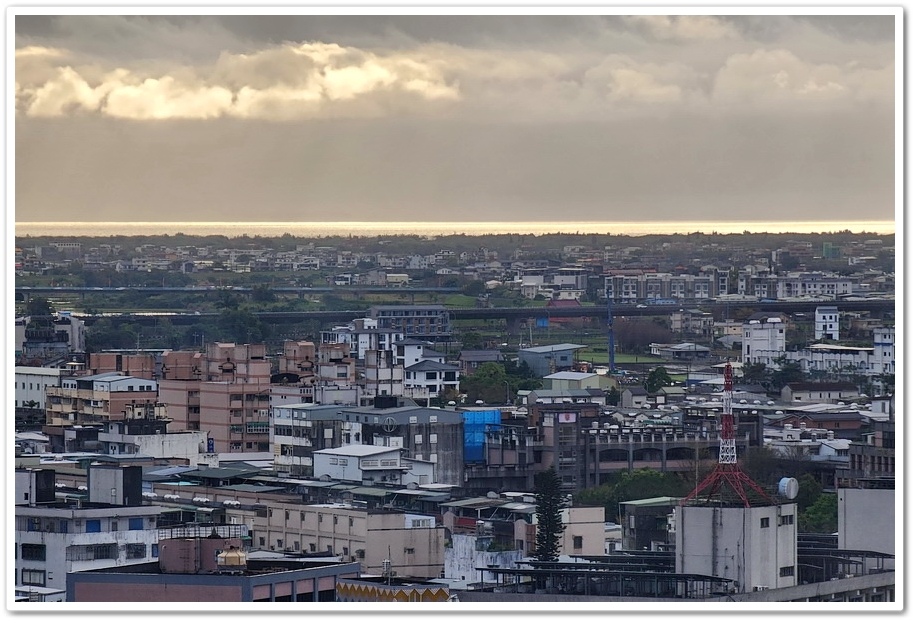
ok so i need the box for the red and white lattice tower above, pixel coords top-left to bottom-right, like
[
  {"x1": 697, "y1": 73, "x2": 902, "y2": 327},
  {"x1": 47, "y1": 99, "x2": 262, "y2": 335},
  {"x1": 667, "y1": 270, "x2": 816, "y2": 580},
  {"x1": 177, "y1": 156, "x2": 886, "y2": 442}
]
[{"x1": 681, "y1": 361, "x2": 774, "y2": 508}]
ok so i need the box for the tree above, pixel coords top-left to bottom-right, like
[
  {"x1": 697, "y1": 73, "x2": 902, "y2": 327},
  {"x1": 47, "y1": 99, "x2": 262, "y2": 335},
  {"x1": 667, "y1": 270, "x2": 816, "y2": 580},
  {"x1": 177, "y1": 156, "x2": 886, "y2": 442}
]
[
  {"x1": 799, "y1": 493, "x2": 838, "y2": 533},
  {"x1": 771, "y1": 361, "x2": 805, "y2": 391},
  {"x1": 534, "y1": 468, "x2": 565, "y2": 562},
  {"x1": 644, "y1": 366, "x2": 673, "y2": 393},
  {"x1": 25, "y1": 296, "x2": 55, "y2": 317},
  {"x1": 740, "y1": 362, "x2": 771, "y2": 388}
]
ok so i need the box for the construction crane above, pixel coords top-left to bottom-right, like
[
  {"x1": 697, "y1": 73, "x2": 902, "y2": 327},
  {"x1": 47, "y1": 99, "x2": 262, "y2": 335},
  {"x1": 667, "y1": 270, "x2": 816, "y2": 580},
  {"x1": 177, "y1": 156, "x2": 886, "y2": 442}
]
[{"x1": 680, "y1": 361, "x2": 774, "y2": 507}]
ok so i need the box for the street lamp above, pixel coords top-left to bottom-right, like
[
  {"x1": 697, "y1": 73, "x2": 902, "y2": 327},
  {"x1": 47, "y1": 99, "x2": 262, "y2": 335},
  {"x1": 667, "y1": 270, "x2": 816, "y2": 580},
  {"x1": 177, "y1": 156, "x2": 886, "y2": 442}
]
[{"x1": 504, "y1": 380, "x2": 512, "y2": 405}]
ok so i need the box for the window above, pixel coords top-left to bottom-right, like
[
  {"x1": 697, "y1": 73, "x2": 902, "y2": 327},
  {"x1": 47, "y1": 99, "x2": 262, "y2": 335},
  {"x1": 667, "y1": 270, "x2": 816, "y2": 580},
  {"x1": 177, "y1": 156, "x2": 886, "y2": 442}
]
[
  {"x1": 85, "y1": 519, "x2": 101, "y2": 533},
  {"x1": 111, "y1": 520, "x2": 118, "y2": 531},
  {"x1": 779, "y1": 566, "x2": 795, "y2": 577},
  {"x1": 760, "y1": 517, "x2": 770, "y2": 529},
  {"x1": 126, "y1": 544, "x2": 146, "y2": 559},
  {"x1": 779, "y1": 514, "x2": 794, "y2": 526},
  {"x1": 151, "y1": 544, "x2": 159, "y2": 557},
  {"x1": 128, "y1": 517, "x2": 144, "y2": 531},
  {"x1": 404, "y1": 548, "x2": 415, "y2": 555},
  {"x1": 573, "y1": 536, "x2": 583, "y2": 549},
  {"x1": 21, "y1": 569, "x2": 45, "y2": 587},
  {"x1": 90, "y1": 544, "x2": 114, "y2": 560},
  {"x1": 21, "y1": 544, "x2": 46, "y2": 561}
]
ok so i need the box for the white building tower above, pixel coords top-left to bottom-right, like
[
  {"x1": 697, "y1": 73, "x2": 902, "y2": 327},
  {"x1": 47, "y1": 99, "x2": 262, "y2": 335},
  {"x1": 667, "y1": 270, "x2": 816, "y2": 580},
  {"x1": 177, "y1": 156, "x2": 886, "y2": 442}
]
[{"x1": 814, "y1": 305, "x2": 840, "y2": 341}]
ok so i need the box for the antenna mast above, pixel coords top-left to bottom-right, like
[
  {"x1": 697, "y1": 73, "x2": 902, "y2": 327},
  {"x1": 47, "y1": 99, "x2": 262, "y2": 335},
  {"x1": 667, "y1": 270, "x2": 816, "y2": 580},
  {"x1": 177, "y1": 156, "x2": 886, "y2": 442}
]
[{"x1": 681, "y1": 362, "x2": 774, "y2": 507}]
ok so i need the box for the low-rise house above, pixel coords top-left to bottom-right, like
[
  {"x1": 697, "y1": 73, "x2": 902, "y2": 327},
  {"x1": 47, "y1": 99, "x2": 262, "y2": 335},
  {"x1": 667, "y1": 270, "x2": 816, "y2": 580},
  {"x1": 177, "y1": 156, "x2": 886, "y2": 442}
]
[{"x1": 780, "y1": 382, "x2": 860, "y2": 404}]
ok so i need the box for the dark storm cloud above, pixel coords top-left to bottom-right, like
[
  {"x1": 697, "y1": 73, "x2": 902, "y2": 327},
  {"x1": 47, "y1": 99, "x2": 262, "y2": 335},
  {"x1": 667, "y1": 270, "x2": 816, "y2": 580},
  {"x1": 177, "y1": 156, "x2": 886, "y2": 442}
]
[{"x1": 13, "y1": 12, "x2": 897, "y2": 223}]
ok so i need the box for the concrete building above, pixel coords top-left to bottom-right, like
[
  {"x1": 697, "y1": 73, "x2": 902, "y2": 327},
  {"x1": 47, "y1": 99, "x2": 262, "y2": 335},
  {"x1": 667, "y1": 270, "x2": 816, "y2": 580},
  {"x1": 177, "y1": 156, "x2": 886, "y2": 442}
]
[
  {"x1": 780, "y1": 382, "x2": 860, "y2": 404},
  {"x1": 66, "y1": 524, "x2": 360, "y2": 602},
  {"x1": 320, "y1": 317, "x2": 404, "y2": 361},
  {"x1": 362, "y1": 348, "x2": 406, "y2": 403},
  {"x1": 42, "y1": 372, "x2": 162, "y2": 452},
  {"x1": 97, "y1": 418, "x2": 209, "y2": 462},
  {"x1": 815, "y1": 305, "x2": 840, "y2": 340},
  {"x1": 837, "y1": 481, "x2": 895, "y2": 567},
  {"x1": 369, "y1": 304, "x2": 452, "y2": 342},
  {"x1": 15, "y1": 312, "x2": 86, "y2": 363},
  {"x1": 742, "y1": 316, "x2": 786, "y2": 368},
  {"x1": 518, "y1": 343, "x2": 587, "y2": 377},
  {"x1": 159, "y1": 343, "x2": 272, "y2": 452},
  {"x1": 14, "y1": 466, "x2": 162, "y2": 601},
  {"x1": 14, "y1": 366, "x2": 62, "y2": 410},
  {"x1": 312, "y1": 445, "x2": 436, "y2": 487},
  {"x1": 270, "y1": 401, "x2": 465, "y2": 485},
  {"x1": 674, "y1": 503, "x2": 799, "y2": 593},
  {"x1": 256, "y1": 502, "x2": 446, "y2": 579}
]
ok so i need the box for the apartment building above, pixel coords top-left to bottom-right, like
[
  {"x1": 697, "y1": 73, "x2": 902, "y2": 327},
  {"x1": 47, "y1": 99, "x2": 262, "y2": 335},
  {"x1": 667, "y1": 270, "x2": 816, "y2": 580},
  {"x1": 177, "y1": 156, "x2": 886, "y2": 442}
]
[
  {"x1": 158, "y1": 343, "x2": 271, "y2": 452},
  {"x1": 14, "y1": 467, "x2": 162, "y2": 601},
  {"x1": 369, "y1": 305, "x2": 452, "y2": 342},
  {"x1": 742, "y1": 316, "x2": 787, "y2": 367},
  {"x1": 320, "y1": 318, "x2": 405, "y2": 361},
  {"x1": 270, "y1": 401, "x2": 464, "y2": 485},
  {"x1": 14, "y1": 366, "x2": 63, "y2": 410},
  {"x1": 44, "y1": 372, "x2": 159, "y2": 429}
]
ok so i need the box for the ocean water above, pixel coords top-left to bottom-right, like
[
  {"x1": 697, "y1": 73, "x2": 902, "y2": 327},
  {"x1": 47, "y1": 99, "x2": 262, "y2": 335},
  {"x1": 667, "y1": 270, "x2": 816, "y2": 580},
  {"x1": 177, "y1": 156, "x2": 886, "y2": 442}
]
[{"x1": 14, "y1": 220, "x2": 896, "y2": 238}]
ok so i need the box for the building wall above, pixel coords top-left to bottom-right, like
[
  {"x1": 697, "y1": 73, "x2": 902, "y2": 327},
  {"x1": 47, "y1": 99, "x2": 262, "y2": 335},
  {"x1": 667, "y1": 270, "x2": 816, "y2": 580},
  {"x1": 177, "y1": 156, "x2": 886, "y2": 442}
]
[
  {"x1": 675, "y1": 504, "x2": 798, "y2": 592},
  {"x1": 838, "y1": 488, "x2": 895, "y2": 565},
  {"x1": 14, "y1": 505, "x2": 161, "y2": 599},
  {"x1": 14, "y1": 367, "x2": 62, "y2": 410},
  {"x1": 71, "y1": 580, "x2": 243, "y2": 602},
  {"x1": 561, "y1": 506, "x2": 607, "y2": 556},
  {"x1": 364, "y1": 512, "x2": 445, "y2": 579}
]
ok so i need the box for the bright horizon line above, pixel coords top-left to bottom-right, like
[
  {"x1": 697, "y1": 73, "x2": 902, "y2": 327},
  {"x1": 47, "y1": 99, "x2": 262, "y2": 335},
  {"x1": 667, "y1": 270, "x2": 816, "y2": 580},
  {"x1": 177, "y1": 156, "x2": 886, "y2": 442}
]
[{"x1": 15, "y1": 219, "x2": 896, "y2": 224}]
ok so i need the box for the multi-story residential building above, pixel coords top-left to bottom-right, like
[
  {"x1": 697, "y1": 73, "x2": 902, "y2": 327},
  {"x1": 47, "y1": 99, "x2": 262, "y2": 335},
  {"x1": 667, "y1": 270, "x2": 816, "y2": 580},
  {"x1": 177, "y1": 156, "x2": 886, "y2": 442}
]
[
  {"x1": 369, "y1": 305, "x2": 452, "y2": 342},
  {"x1": 320, "y1": 318, "x2": 405, "y2": 361},
  {"x1": 14, "y1": 466, "x2": 162, "y2": 601},
  {"x1": 362, "y1": 348, "x2": 405, "y2": 403},
  {"x1": 44, "y1": 372, "x2": 159, "y2": 430},
  {"x1": 815, "y1": 305, "x2": 841, "y2": 341},
  {"x1": 270, "y1": 401, "x2": 464, "y2": 485},
  {"x1": 778, "y1": 326, "x2": 895, "y2": 381},
  {"x1": 15, "y1": 312, "x2": 86, "y2": 363},
  {"x1": 256, "y1": 502, "x2": 446, "y2": 579},
  {"x1": 670, "y1": 309, "x2": 714, "y2": 338},
  {"x1": 404, "y1": 360, "x2": 460, "y2": 405},
  {"x1": 158, "y1": 343, "x2": 271, "y2": 452},
  {"x1": 737, "y1": 270, "x2": 855, "y2": 300},
  {"x1": 86, "y1": 352, "x2": 158, "y2": 379},
  {"x1": 14, "y1": 366, "x2": 63, "y2": 411},
  {"x1": 742, "y1": 316, "x2": 786, "y2": 368},
  {"x1": 604, "y1": 270, "x2": 723, "y2": 302}
]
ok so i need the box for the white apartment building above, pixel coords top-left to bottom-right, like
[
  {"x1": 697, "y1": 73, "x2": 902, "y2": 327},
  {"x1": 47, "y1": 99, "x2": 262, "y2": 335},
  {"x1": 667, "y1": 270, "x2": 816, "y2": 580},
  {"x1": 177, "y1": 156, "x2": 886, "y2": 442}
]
[
  {"x1": 320, "y1": 318, "x2": 404, "y2": 361},
  {"x1": 780, "y1": 326, "x2": 895, "y2": 379},
  {"x1": 14, "y1": 468, "x2": 162, "y2": 601},
  {"x1": 742, "y1": 317, "x2": 787, "y2": 368},
  {"x1": 14, "y1": 366, "x2": 63, "y2": 410},
  {"x1": 815, "y1": 305, "x2": 840, "y2": 340}
]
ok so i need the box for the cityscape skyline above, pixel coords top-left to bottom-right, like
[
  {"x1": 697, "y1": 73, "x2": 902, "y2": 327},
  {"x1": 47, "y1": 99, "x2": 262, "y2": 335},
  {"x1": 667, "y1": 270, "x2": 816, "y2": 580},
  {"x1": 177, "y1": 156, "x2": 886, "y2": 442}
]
[{"x1": 13, "y1": 11, "x2": 898, "y2": 225}]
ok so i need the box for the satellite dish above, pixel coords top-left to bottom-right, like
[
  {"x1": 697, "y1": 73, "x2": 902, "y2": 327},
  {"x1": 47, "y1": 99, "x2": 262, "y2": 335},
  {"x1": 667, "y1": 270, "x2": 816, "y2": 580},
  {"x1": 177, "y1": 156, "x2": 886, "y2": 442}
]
[{"x1": 778, "y1": 477, "x2": 799, "y2": 500}]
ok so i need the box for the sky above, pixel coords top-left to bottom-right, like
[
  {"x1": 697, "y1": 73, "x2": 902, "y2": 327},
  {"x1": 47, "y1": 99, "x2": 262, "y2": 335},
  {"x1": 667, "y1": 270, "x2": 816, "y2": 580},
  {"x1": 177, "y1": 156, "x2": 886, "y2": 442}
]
[{"x1": 12, "y1": 10, "x2": 899, "y2": 224}]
